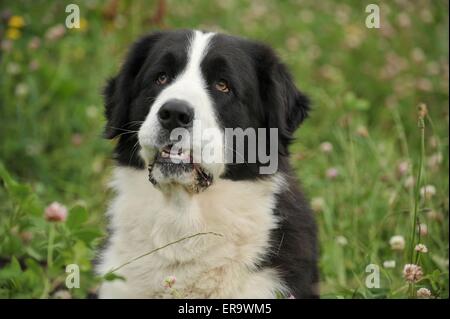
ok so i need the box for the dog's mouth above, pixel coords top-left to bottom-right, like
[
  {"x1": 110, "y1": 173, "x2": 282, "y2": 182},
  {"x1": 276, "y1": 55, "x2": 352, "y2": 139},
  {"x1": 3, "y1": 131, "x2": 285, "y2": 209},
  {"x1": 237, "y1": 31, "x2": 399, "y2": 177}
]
[
  {"x1": 156, "y1": 144, "x2": 192, "y2": 163},
  {"x1": 147, "y1": 144, "x2": 213, "y2": 193}
]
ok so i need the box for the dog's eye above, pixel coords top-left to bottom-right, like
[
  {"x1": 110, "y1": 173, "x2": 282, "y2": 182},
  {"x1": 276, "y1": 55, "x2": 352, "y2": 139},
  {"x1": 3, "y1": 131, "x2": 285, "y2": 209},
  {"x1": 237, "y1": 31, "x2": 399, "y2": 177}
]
[
  {"x1": 156, "y1": 72, "x2": 169, "y2": 85},
  {"x1": 215, "y1": 80, "x2": 230, "y2": 93}
]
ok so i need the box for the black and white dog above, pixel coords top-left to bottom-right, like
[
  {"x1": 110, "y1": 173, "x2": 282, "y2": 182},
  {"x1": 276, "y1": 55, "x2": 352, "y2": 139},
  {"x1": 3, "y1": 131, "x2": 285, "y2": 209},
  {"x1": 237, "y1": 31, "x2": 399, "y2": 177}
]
[{"x1": 96, "y1": 29, "x2": 318, "y2": 299}]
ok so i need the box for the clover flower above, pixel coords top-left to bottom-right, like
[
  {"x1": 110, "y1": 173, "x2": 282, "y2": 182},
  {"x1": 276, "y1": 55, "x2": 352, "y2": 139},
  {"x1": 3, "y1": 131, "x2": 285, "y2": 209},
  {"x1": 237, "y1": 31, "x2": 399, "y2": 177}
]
[
  {"x1": 45, "y1": 202, "x2": 68, "y2": 222},
  {"x1": 326, "y1": 168, "x2": 339, "y2": 180},
  {"x1": 15, "y1": 83, "x2": 29, "y2": 97},
  {"x1": 403, "y1": 176, "x2": 415, "y2": 189},
  {"x1": 45, "y1": 24, "x2": 66, "y2": 41},
  {"x1": 403, "y1": 264, "x2": 423, "y2": 283},
  {"x1": 28, "y1": 36, "x2": 41, "y2": 50},
  {"x1": 397, "y1": 161, "x2": 410, "y2": 176},
  {"x1": 417, "y1": 288, "x2": 432, "y2": 299},
  {"x1": 420, "y1": 185, "x2": 436, "y2": 199},
  {"x1": 52, "y1": 290, "x2": 72, "y2": 299},
  {"x1": 162, "y1": 275, "x2": 177, "y2": 289},
  {"x1": 311, "y1": 197, "x2": 326, "y2": 213},
  {"x1": 415, "y1": 244, "x2": 428, "y2": 253},
  {"x1": 356, "y1": 125, "x2": 369, "y2": 137},
  {"x1": 320, "y1": 142, "x2": 333, "y2": 154},
  {"x1": 389, "y1": 235, "x2": 405, "y2": 251},
  {"x1": 336, "y1": 236, "x2": 348, "y2": 246},
  {"x1": 427, "y1": 153, "x2": 443, "y2": 170},
  {"x1": 418, "y1": 223, "x2": 428, "y2": 236}
]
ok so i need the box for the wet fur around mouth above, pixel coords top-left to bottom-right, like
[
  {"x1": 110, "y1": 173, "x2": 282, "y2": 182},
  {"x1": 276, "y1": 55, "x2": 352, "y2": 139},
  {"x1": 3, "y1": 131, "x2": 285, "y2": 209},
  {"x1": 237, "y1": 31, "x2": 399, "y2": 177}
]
[
  {"x1": 145, "y1": 143, "x2": 213, "y2": 193},
  {"x1": 147, "y1": 160, "x2": 213, "y2": 194}
]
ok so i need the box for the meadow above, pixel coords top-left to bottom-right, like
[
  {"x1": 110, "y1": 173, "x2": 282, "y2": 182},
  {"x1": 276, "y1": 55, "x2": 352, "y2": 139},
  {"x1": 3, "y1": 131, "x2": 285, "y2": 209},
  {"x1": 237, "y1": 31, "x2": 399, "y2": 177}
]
[{"x1": 0, "y1": 0, "x2": 448, "y2": 299}]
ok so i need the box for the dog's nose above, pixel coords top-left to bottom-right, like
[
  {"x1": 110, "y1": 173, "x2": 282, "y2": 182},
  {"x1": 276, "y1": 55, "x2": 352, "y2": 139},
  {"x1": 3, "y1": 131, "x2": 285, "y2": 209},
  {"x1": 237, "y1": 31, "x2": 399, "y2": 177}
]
[{"x1": 157, "y1": 99, "x2": 194, "y2": 131}]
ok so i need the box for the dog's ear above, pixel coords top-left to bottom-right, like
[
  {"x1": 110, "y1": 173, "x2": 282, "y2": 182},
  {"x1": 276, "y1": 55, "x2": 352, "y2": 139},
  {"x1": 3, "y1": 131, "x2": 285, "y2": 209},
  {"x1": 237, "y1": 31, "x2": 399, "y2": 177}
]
[
  {"x1": 272, "y1": 62, "x2": 310, "y2": 135},
  {"x1": 255, "y1": 44, "x2": 310, "y2": 155},
  {"x1": 103, "y1": 32, "x2": 162, "y2": 139}
]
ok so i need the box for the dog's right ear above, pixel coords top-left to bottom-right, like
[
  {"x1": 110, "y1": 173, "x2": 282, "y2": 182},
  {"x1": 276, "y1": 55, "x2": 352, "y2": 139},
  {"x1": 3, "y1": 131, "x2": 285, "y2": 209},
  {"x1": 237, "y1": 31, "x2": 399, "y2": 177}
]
[
  {"x1": 252, "y1": 43, "x2": 310, "y2": 156},
  {"x1": 103, "y1": 32, "x2": 162, "y2": 139}
]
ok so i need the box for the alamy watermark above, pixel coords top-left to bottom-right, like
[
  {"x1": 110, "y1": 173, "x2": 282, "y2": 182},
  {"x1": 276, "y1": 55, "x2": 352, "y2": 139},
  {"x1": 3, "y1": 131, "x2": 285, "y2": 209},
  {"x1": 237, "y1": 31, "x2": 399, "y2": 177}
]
[
  {"x1": 365, "y1": 4, "x2": 380, "y2": 29},
  {"x1": 365, "y1": 264, "x2": 380, "y2": 289},
  {"x1": 166, "y1": 120, "x2": 279, "y2": 174},
  {"x1": 65, "y1": 4, "x2": 81, "y2": 29},
  {"x1": 65, "y1": 264, "x2": 80, "y2": 289}
]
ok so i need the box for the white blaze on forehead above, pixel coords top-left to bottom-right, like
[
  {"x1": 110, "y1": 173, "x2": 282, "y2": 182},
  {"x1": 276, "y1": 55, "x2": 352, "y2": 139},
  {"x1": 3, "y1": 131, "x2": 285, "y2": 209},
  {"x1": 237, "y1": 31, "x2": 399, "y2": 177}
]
[
  {"x1": 166, "y1": 30, "x2": 217, "y2": 127},
  {"x1": 140, "y1": 30, "x2": 217, "y2": 130},
  {"x1": 184, "y1": 30, "x2": 214, "y2": 81}
]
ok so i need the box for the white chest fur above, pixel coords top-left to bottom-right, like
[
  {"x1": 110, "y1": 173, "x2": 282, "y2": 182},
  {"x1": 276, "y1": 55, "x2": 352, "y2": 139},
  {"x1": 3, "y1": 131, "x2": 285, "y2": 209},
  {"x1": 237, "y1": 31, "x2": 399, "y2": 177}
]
[{"x1": 96, "y1": 167, "x2": 287, "y2": 298}]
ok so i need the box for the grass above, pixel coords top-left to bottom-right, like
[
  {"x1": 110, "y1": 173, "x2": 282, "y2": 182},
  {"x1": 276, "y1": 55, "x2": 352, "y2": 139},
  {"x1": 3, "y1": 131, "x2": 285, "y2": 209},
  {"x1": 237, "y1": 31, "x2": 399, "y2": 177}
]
[{"x1": 0, "y1": 0, "x2": 448, "y2": 299}]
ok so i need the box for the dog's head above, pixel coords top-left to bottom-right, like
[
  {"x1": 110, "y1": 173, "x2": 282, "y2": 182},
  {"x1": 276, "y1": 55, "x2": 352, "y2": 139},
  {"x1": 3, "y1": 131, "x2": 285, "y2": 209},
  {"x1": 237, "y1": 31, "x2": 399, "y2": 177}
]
[{"x1": 104, "y1": 30, "x2": 309, "y2": 192}]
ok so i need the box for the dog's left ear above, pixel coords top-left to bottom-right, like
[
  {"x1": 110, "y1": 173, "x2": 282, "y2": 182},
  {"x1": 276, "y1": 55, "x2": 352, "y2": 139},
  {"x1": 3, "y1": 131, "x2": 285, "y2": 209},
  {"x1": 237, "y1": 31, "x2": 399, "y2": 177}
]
[
  {"x1": 255, "y1": 44, "x2": 310, "y2": 154},
  {"x1": 271, "y1": 62, "x2": 310, "y2": 135}
]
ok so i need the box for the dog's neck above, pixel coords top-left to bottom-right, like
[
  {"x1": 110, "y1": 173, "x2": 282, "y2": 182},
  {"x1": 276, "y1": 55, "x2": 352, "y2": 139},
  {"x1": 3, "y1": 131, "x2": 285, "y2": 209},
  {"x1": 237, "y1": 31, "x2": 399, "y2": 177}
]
[{"x1": 110, "y1": 166, "x2": 285, "y2": 209}]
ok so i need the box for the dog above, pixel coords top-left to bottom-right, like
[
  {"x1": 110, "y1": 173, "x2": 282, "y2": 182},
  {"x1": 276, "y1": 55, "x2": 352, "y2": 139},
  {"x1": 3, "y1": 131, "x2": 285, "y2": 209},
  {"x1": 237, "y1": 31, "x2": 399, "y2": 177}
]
[{"x1": 96, "y1": 29, "x2": 318, "y2": 299}]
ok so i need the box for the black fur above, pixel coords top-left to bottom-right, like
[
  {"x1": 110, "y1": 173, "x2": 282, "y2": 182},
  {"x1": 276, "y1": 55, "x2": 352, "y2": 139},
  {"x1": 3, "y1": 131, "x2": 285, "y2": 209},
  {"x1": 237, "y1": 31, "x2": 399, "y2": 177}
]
[
  {"x1": 264, "y1": 158, "x2": 318, "y2": 298},
  {"x1": 103, "y1": 30, "x2": 318, "y2": 298}
]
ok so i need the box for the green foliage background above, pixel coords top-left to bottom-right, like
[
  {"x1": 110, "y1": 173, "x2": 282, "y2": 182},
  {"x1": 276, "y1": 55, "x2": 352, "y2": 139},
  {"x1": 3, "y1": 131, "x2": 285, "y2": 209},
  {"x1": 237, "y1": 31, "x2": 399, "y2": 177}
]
[{"x1": 0, "y1": 0, "x2": 448, "y2": 298}]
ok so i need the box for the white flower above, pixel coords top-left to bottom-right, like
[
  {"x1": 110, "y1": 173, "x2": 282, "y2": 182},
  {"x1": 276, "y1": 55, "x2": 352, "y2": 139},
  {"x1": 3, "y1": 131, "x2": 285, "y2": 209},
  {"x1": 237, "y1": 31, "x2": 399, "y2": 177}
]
[
  {"x1": 427, "y1": 153, "x2": 443, "y2": 169},
  {"x1": 404, "y1": 176, "x2": 415, "y2": 189},
  {"x1": 52, "y1": 290, "x2": 72, "y2": 299},
  {"x1": 415, "y1": 244, "x2": 428, "y2": 253},
  {"x1": 389, "y1": 235, "x2": 405, "y2": 251},
  {"x1": 6, "y1": 62, "x2": 21, "y2": 75},
  {"x1": 15, "y1": 83, "x2": 29, "y2": 97},
  {"x1": 336, "y1": 236, "x2": 348, "y2": 246},
  {"x1": 320, "y1": 142, "x2": 333, "y2": 154},
  {"x1": 417, "y1": 287, "x2": 432, "y2": 298},
  {"x1": 311, "y1": 197, "x2": 326, "y2": 213},
  {"x1": 383, "y1": 260, "x2": 396, "y2": 268},
  {"x1": 86, "y1": 105, "x2": 99, "y2": 119},
  {"x1": 411, "y1": 48, "x2": 425, "y2": 63},
  {"x1": 420, "y1": 185, "x2": 436, "y2": 199}
]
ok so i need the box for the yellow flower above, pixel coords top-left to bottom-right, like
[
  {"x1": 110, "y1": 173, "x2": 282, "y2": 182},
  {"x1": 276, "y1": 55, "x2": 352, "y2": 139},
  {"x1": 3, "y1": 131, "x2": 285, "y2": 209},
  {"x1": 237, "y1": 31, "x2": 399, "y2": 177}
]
[
  {"x1": 78, "y1": 18, "x2": 88, "y2": 32},
  {"x1": 8, "y1": 15, "x2": 25, "y2": 28},
  {"x1": 6, "y1": 28, "x2": 21, "y2": 40}
]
